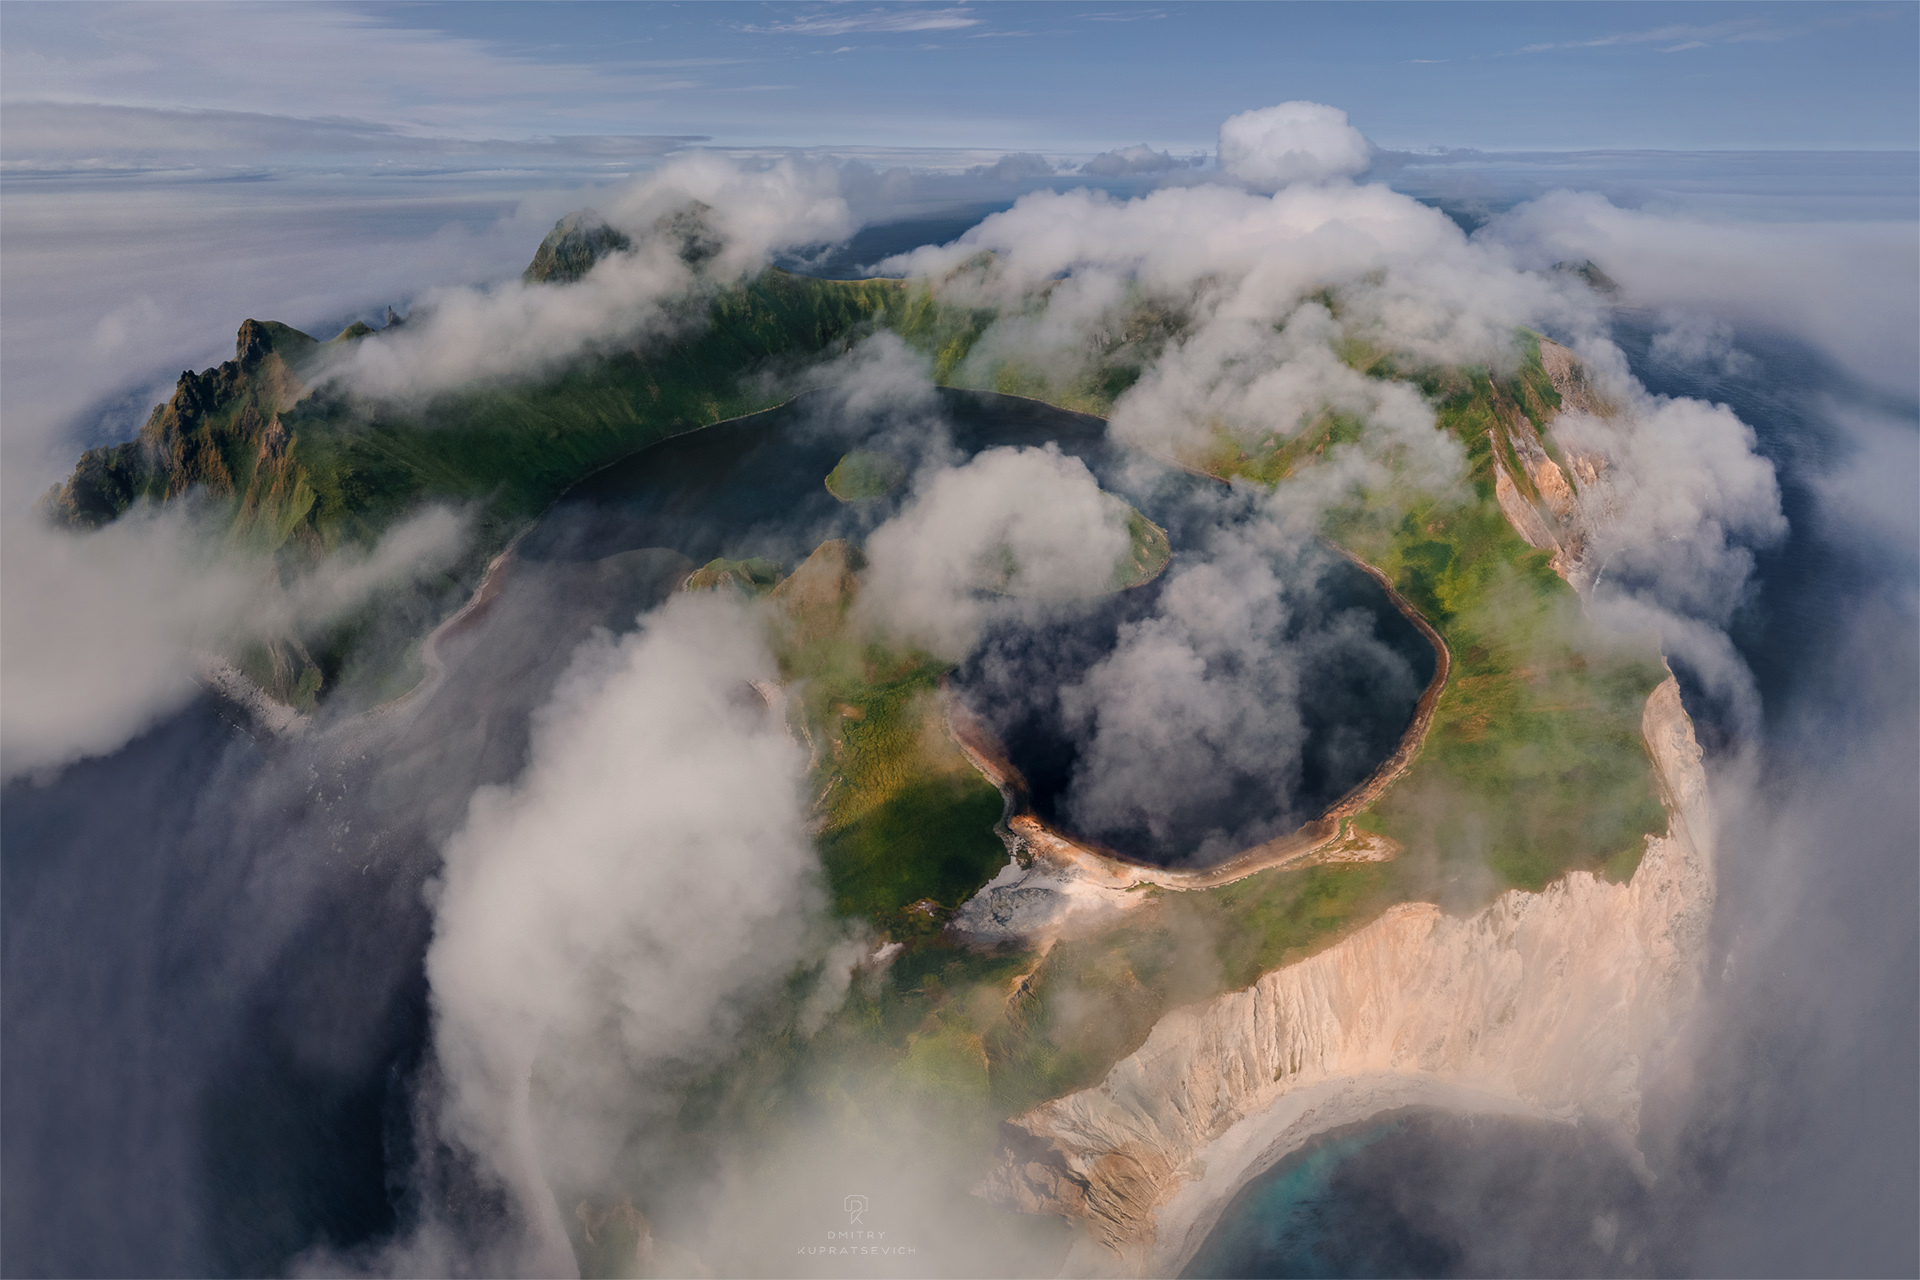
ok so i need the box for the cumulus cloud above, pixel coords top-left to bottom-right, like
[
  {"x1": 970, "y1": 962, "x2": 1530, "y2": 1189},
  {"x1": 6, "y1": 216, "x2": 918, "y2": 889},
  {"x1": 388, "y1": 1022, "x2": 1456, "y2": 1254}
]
[
  {"x1": 1057, "y1": 503, "x2": 1421, "y2": 861},
  {"x1": 798, "y1": 330, "x2": 942, "y2": 429},
  {"x1": 1554, "y1": 393, "x2": 1787, "y2": 733},
  {"x1": 0, "y1": 503, "x2": 467, "y2": 777},
  {"x1": 1567, "y1": 397, "x2": 1786, "y2": 624},
  {"x1": 879, "y1": 161, "x2": 1597, "y2": 466},
  {"x1": 1106, "y1": 297, "x2": 1461, "y2": 486},
  {"x1": 1080, "y1": 144, "x2": 1182, "y2": 177},
  {"x1": 318, "y1": 154, "x2": 854, "y2": 403},
  {"x1": 1647, "y1": 310, "x2": 1758, "y2": 378},
  {"x1": 419, "y1": 591, "x2": 829, "y2": 1269},
  {"x1": 1487, "y1": 190, "x2": 1920, "y2": 398},
  {"x1": 966, "y1": 152, "x2": 1058, "y2": 182},
  {"x1": 1217, "y1": 100, "x2": 1373, "y2": 190},
  {"x1": 858, "y1": 445, "x2": 1134, "y2": 658}
]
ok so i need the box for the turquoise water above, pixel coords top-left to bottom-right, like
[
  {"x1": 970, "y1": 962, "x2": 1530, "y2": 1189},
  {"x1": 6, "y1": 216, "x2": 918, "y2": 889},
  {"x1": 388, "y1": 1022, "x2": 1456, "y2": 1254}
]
[
  {"x1": 1182, "y1": 1119, "x2": 1408, "y2": 1279},
  {"x1": 1182, "y1": 1108, "x2": 1658, "y2": 1278}
]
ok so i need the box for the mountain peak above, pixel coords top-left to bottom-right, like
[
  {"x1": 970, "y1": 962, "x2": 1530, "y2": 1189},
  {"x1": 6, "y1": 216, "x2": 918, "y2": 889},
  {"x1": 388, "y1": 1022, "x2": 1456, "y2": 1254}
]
[{"x1": 522, "y1": 209, "x2": 634, "y2": 284}]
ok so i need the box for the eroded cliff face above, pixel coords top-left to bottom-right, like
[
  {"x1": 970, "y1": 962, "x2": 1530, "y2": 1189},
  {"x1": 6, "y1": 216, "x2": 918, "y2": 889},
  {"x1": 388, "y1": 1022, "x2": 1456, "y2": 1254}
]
[
  {"x1": 973, "y1": 344, "x2": 1710, "y2": 1272},
  {"x1": 1488, "y1": 336, "x2": 1623, "y2": 592},
  {"x1": 979, "y1": 677, "x2": 1712, "y2": 1273}
]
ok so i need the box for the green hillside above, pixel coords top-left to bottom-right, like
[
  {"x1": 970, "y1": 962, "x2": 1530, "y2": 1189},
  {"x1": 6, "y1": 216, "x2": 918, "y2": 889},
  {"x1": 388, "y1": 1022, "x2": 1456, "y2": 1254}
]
[{"x1": 38, "y1": 219, "x2": 1685, "y2": 1274}]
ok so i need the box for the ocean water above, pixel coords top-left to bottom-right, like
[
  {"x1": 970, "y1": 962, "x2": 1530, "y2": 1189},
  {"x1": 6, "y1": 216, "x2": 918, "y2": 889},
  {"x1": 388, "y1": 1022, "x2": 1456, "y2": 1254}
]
[
  {"x1": 0, "y1": 386, "x2": 1426, "y2": 1273},
  {"x1": 1181, "y1": 1110, "x2": 1658, "y2": 1279},
  {"x1": 1178, "y1": 316, "x2": 1920, "y2": 1278},
  {"x1": 4, "y1": 215, "x2": 1912, "y2": 1275}
]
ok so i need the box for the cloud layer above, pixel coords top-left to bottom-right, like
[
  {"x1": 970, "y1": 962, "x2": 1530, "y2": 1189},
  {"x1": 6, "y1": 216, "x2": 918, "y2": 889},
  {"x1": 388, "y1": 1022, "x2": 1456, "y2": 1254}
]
[
  {"x1": 0, "y1": 503, "x2": 467, "y2": 776},
  {"x1": 421, "y1": 591, "x2": 826, "y2": 1269}
]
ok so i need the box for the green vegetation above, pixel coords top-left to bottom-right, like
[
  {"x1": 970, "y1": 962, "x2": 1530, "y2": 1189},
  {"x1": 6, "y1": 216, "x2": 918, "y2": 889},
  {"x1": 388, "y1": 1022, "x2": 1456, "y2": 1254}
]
[
  {"x1": 44, "y1": 266, "x2": 909, "y2": 706},
  {"x1": 267, "y1": 270, "x2": 902, "y2": 553},
  {"x1": 49, "y1": 229, "x2": 1679, "y2": 1245},
  {"x1": 823, "y1": 449, "x2": 906, "y2": 501},
  {"x1": 46, "y1": 271, "x2": 906, "y2": 556},
  {"x1": 764, "y1": 542, "x2": 1010, "y2": 934},
  {"x1": 880, "y1": 274, "x2": 1187, "y2": 416},
  {"x1": 683, "y1": 556, "x2": 782, "y2": 594},
  {"x1": 1186, "y1": 410, "x2": 1369, "y2": 486},
  {"x1": 1301, "y1": 337, "x2": 1666, "y2": 896},
  {"x1": 1116, "y1": 507, "x2": 1172, "y2": 589}
]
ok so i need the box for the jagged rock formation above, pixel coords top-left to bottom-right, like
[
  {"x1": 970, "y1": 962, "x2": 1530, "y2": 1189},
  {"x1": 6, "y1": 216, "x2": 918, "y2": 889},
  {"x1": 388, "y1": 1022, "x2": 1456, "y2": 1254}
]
[
  {"x1": 1486, "y1": 336, "x2": 1619, "y2": 590},
  {"x1": 1552, "y1": 258, "x2": 1623, "y2": 296},
  {"x1": 980, "y1": 676, "x2": 1712, "y2": 1275},
  {"x1": 42, "y1": 318, "x2": 316, "y2": 531},
  {"x1": 521, "y1": 202, "x2": 721, "y2": 286}
]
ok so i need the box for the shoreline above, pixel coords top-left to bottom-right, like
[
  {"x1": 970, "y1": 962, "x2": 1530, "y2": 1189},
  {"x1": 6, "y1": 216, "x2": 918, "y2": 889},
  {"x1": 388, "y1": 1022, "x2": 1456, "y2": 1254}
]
[
  {"x1": 978, "y1": 673, "x2": 1713, "y2": 1277},
  {"x1": 942, "y1": 534, "x2": 1450, "y2": 896},
  {"x1": 1142, "y1": 1074, "x2": 1560, "y2": 1278}
]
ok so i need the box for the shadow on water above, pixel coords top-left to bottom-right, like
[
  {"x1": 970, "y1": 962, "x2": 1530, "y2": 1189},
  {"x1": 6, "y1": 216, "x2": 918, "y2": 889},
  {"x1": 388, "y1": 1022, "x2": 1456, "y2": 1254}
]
[
  {"x1": 1182, "y1": 1109, "x2": 1660, "y2": 1280},
  {"x1": 529, "y1": 387, "x2": 1432, "y2": 867},
  {"x1": 0, "y1": 388, "x2": 1474, "y2": 1273},
  {"x1": 1185, "y1": 320, "x2": 1920, "y2": 1279}
]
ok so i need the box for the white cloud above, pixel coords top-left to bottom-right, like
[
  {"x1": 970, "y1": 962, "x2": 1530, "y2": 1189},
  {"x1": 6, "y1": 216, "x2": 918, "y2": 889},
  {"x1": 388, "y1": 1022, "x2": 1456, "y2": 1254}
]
[
  {"x1": 1217, "y1": 101, "x2": 1373, "y2": 190},
  {"x1": 858, "y1": 445, "x2": 1134, "y2": 658},
  {"x1": 1487, "y1": 190, "x2": 1920, "y2": 399},
  {"x1": 878, "y1": 158, "x2": 1599, "y2": 467},
  {"x1": 1081, "y1": 143, "x2": 1181, "y2": 177},
  {"x1": 1507, "y1": 16, "x2": 1784, "y2": 55},
  {"x1": 1056, "y1": 504, "x2": 1420, "y2": 861},
  {"x1": 743, "y1": 7, "x2": 979, "y2": 36},
  {"x1": 319, "y1": 153, "x2": 854, "y2": 402},
  {"x1": 1648, "y1": 310, "x2": 1757, "y2": 378},
  {"x1": 0, "y1": 3, "x2": 683, "y2": 138},
  {"x1": 0, "y1": 503, "x2": 467, "y2": 777},
  {"x1": 422, "y1": 591, "x2": 827, "y2": 1267}
]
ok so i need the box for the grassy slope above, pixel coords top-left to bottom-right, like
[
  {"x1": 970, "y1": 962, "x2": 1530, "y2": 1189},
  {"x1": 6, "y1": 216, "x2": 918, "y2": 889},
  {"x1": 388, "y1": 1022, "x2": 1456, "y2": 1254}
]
[
  {"x1": 52, "y1": 261, "x2": 1670, "y2": 1258},
  {"x1": 760, "y1": 541, "x2": 1011, "y2": 934},
  {"x1": 738, "y1": 301, "x2": 1672, "y2": 1170},
  {"x1": 521, "y1": 280, "x2": 1667, "y2": 1269},
  {"x1": 1320, "y1": 341, "x2": 1668, "y2": 891},
  {"x1": 273, "y1": 272, "x2": 904, "y2": 551}
]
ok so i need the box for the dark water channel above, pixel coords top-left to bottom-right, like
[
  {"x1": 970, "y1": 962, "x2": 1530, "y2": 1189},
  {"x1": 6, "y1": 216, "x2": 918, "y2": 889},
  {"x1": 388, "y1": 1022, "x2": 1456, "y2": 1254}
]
[
  {"x1": 531, "y1": 388, "x2": 1432, "y2": 868},
  {"x1": 1184, "y1": 323, "x2": 1920, "y2": 1277},
  {"x1": 1, "y1": 387, "x2": 1427, "y2": 1275}
]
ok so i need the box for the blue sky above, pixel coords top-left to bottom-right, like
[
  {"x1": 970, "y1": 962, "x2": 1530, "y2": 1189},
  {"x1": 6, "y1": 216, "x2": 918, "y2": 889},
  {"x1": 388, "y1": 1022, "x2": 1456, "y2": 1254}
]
[{"x1": 3, "y1": 1, "x2": 1915, "y2": 158}]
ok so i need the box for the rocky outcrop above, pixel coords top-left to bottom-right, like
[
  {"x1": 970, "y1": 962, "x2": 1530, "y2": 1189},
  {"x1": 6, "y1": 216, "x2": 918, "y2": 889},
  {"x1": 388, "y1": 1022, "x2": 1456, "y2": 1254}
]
[
  {"x1": 523, "y1": 210, "x2": 635, "y2": 285},
  {"x1": 1484, "y1": 337, "x2": 1626, "y2": 590},
  {"x1": 41, "y1": 319, "x2": 316, "y2": 530},
  {"x1": 980, "y1": 676, "x2": 1712, "y2": 1274},
  {"x1": 521, "y1": 203, "x2": 721, "y2": 285}
]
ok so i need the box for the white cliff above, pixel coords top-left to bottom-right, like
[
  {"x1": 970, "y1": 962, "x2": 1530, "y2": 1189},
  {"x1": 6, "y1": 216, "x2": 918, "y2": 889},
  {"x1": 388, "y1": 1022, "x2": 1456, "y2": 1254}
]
[
  {"x1": 970, "y1": 341, "x2": 1712, "y2": 1273},
  {"x1": 981, "y1": 673, "x2": 1711, "y2": 1276}
]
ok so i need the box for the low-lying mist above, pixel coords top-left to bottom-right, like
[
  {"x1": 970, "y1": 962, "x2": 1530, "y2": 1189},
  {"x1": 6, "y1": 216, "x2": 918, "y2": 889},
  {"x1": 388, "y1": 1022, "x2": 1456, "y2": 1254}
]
[{"x1": 3, "y1": 100, "x2": 1914, "y2": 1280}]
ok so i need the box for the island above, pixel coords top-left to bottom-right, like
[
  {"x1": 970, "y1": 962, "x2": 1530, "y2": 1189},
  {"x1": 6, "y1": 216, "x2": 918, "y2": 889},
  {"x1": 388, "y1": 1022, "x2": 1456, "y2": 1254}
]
[{"x1": 40, "y1": 209, "x2": 1706, "y2": 1278}]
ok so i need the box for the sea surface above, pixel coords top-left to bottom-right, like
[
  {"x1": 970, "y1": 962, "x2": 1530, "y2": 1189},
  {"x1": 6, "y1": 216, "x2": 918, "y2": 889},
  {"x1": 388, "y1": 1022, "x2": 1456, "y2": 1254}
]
[
  {"x1": 4, "y1": 223, "x2": 1913, "y2": 1276},
  {"x1": 1182, "y1": 314, "x2": 1920, "y2": 1277},
  {"x1": 0, "y1": 386, "x2": 1423, "y2": 1274}
]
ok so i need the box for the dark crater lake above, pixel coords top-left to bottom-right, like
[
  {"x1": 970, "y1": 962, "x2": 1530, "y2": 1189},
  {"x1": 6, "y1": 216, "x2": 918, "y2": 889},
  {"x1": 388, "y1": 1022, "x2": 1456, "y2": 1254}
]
[{"x1": 526, "y1": 387, "x2": 1433, "y2": 869}]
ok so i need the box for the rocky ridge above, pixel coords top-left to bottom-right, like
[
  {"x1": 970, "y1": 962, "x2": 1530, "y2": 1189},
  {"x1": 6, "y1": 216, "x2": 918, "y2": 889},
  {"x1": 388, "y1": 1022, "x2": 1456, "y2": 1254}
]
[
  {"x1": 964, "y1": 336, "x2": 1715, "y2": 1274},
  {"x1": 979, "y1": 674, "x2": 1710, "y2": 1274}
]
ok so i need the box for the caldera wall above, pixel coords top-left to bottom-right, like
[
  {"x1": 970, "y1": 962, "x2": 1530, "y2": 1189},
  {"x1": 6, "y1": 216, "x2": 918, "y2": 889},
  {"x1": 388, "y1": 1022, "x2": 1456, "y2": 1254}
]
[{"x1": 979, "y1": 676, "x2": 1713, "y2": 1276}]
